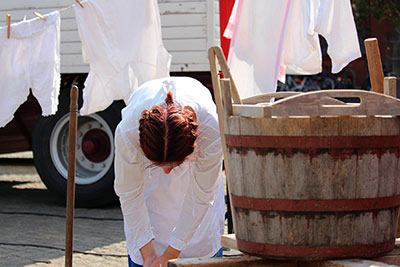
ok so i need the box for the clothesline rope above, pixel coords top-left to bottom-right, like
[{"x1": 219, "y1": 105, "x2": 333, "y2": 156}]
[
  {"x1": 53, "y1": 0, "x2": 85, "y2": 14},
  {"x1": 26, "y1": 1, "x2": 82, "y2": 19},
  {"x1": 58, "y1": 5, "x2": 75, "y2": 13},
  {"x1": 58, "y1": 0, "x2": 85, "y2": 12},
  {"x1": 4, "y1": 2, "x2": 81, "y2": 25},
  {"x1": 55, "y1": 0, "x2": 86, "y2": 13}
]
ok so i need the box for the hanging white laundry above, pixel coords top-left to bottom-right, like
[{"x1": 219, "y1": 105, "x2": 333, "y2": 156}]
[
  {"x1": 0, "y1": 11, "x2": 60, "y2": 128},
  {"x1": 224, "y1": 0, "x2": 293, "y2": 99},
  {"x1": 74, "y1": 0, "x2": 172, "y2": 115},
  {"x1": 224, "y1": 0, "x2": 361, "y2": 98},
  {"x1": 284, "y1": 0, "x2": 361, "y2": 75}
]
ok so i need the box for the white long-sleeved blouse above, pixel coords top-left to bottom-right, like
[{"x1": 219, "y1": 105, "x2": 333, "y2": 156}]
[{"x1": 114, "y1": 77, "x2": 225, "y2": 265}]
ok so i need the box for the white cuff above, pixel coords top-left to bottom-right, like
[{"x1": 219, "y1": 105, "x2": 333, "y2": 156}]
[
  {"x1": 169, "y1": 236, "x2": 187, "y2": 251},
  {"x1": 136, "y1": 228, "x2": 155, "y2": 250}
]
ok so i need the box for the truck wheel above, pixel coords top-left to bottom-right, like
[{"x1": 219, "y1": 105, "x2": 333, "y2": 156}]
[{"x1": 32, "y1": 87, "x2": 124, "y2": 207}]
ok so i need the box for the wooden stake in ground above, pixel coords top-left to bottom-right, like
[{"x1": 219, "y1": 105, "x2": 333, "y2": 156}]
[{"x1": 65, "y1": 85, "x2": 79, "y2": 267}]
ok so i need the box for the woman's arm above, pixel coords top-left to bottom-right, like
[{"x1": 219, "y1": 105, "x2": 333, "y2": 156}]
[
  {"x1": 168, "y1": 110, "x2": 223, "y2": 251},
  {"x1": 114, "y1": 124, "x2": 155, "y2": 254},
  {"x1": 150, "y1": 245, "x2": 181, "y2": 267},
  {"x1": 140, "y1": 240, "x2": 158, "y2": 267}
]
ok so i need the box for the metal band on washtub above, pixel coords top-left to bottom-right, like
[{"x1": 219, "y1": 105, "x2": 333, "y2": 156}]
[
  {"x1": 230, "y1": 194, "x2": 400, "y2": 212},
  {"x1": 225, "y1": 135, "x2": 400, "y2": 149},
  {"x1": 236, "y1": 239, "x2": 394, "y2": 259}
]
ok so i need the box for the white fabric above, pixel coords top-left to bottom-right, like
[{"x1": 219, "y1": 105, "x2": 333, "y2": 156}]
[
  {"x1": 284, "y1": 0, "x2": 361, "y2": 75},
  {"x1": 114, "y1": 77, "x2": 225, "y2": 265},
  {"x1": 0, "y1": 11, "x2": 60, "y2": 127},
  {"x1": 224, "y1": 0, "x2": 361, "y2": 98},
  {"x1": 224, "y1": 0, "x2": 292, "y2": 99},
  {"x1": 223, "y1": 0, "x2": 238, "y2": 39},
  {"x1": 74, "y1": 0, "x2": 171, "y2": 115}
]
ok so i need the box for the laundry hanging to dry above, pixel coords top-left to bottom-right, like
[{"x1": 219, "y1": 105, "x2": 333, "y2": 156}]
[
  {"x1": 0, "y1": 11, "x2": 61, "y2": 128},
  {"x1": 224, "y1": 0, "x2": 361, "y2": 99},
  {"x1": 0, "y1": 0, "x2": 172, "y2": 127},
  {"x1": 74, "y1": 0, "x2": 172, "y2": 115}
]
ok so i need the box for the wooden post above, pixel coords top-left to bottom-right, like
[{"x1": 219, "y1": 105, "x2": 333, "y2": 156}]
[
  {"x1": 220, "y1": 78, "x2": 233, "y2": 128},
  {"x1": 6, "y1": 14, "x2": 11, "y2": 39},
  {"x1": 65, "y1": 85, "x2": 79, "y2": 267},
  {"x1": 208, "y1": 47, "x2": 242, "y2": 236},
  {"x1": 384, "y1": 77, "x2": 397, "y2": 98},
  {"x1": 365, "y1": 38, "x2": 384, "y2": 94},
  {"x1": 208, "y1": 46, "x2": 242, "y2": 104}
]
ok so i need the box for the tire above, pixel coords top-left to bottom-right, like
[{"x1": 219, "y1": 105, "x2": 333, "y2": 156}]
[{"x1": 32, "y1": 86, "x2": 125, "y2": 207}]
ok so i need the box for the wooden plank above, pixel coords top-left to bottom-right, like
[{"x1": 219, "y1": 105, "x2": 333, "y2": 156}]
[
  {"x1": 169, "y1": 251, "x2": 400, "y2": 267},
  {"x1": 373, "y1": 246, "x2": 400, "y2": 266},
  {"x1": 63, "y1": 62, "x2": 211, "y2": 73},
  {"x1": 61, "y1": 65, "x2": 88, "y2": 74},
  {"x1": 209, "y1": 46, "x2": 241, "y2": 104},
  {"x1": 221, "y1": 234, "x2": 237, "y2": 250},
  {"x1": 309, "y1": 116, "x2": 339, "y2": 136},
  {"x1": 232, "y1": 90, "x2": 400, "y2": 118},
  {"x1": 222, "y1": 235, "x2": 400, "y2": 267},
  {"x1": 59, "y1": 17, "x2": 77, "y2": 31},
  {"x1": 164, "y1": 39, "x2": 207, "y2": 52},
  {"x1": 171, "y1": 51, "x2": 208, "y2": 63},
  {"x1": 221, "y1": 79, "x2": 233, "y2": 123},
  {"x1": 60, "y1": 30, "x2": 81, "y2": 43},
  {"x1": 0, "y1": 1, "x2": 207, "y2": 16},
  {"x1": 162, "y1": 26, "x2": 206, "y2": 39},
  {"x1": 170, "y1": 63, "x2": 210, "y2": 72},
  {"x1": 168, "y1": 256, "x2": 297, "y2": 267},
  {"x1": 355, "y1": 117, "x2": 380, "y2": 199},
  {"x1": 0, "y1": 8, "x2": 75, "y2": 21},
  {"x1": 300, "y1": 259, "x2": 399, "y2": 267},
  {"x1": 365, "y1": 38, "x2": 384, "y2": 94},
  {"x1": 206, "y1": 0, "x2": 217, "y2": 49},
  {"x1": 61, "y1": 54, "x2": 210, "y2": 73},
  {"x1": 208, "y1": 48, "x2": 239, "y2": 238},
  {"x1": 159, "y1": 2, "x2": 206, "y2": 15},
  {"x1": 61, "y1": 42, "x2": 82, "y2": 54},
  {"x1": 61, "y1": 54, "x2": 85, "y2": 66},
  {"x1": 384, "y1": 77, "x2": 397, "y2": 97},
  {"x1": 242, "y1": 92, "x2": 301, "y2": 104},
  {"x1": 232, "y1": 105, "x2": 268, "y2": 118},
  {"x1": 161, "y1": 14, "x2": 206, "y2": 27},
  {"x1": 1, "y1": 0, "x2": 68, "y2": 10}
]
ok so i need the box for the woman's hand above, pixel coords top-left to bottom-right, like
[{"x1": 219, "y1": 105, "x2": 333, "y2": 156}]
[
  {"x1": 143, "y1": 256, "x2": 157, "y2": 267},
  {"x1": 140, "y1": 240, "x2": 157, "y2": 267},
  {"x1": 150, "y1": 246, "x2": 181, "y2": 267}
]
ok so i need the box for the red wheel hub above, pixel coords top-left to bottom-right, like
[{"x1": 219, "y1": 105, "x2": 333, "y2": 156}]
[{"x1": 81, "y1": 129, "x2": 111, "y2": 163}]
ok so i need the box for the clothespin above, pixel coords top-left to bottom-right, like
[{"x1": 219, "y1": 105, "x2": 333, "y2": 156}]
[
  {"x1": 33, "y1": 11, "x2": 47, "y2": 21},
  {"x1": 6, "y1": 14, "x2": 11, "y2": 39},
  {"x1": 75, "y1": 0, "x2": 84, "y2": 8}
]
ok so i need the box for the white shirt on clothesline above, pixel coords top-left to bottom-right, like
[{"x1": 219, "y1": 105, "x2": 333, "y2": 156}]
[
  {"x1": 284, "y1": 0, "x2": 361, "y2": 75},
  {"x1": 224, "y1": 0, "x2": 361, "y2": 99},
  {"x1": 74, "y1": 0, "x2": 171, "y2": 115}
]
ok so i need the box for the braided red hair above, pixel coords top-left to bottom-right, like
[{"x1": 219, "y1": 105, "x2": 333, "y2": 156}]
[{"x1": 139, "y1": 91, "x2": 198, "y2": 166}]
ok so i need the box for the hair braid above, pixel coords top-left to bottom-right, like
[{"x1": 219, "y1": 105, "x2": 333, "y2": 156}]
[{"x1": 139, "y1": 91, "x2": 198, "y2": 166}]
